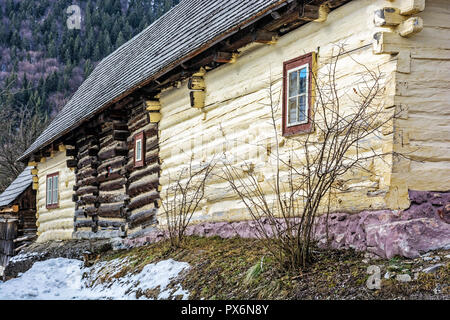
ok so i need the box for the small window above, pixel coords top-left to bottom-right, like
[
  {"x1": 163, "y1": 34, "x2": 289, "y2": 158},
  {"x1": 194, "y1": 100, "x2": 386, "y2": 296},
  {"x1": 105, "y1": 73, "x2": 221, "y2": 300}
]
[
  {"x1": 282, "y1": 52, "x2": 314, "y2": 136},
  {"x1": 46, "y1": 172, "x2": 59, "y2": 209},
  {"x1": 134, "y1": 131, "x2": 145, "y2": 167},
  {"x1": 135, "y1": 139, "x2": 142, "y2": 162}
]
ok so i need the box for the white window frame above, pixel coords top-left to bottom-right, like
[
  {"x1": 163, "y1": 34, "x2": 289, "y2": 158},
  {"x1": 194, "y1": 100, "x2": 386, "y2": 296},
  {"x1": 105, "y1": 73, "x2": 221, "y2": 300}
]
[
  {"x1": 46, "y1": 176, "x2": 52, "y2": 206},
  {"x1": 286, "y1": 63, "x2": 309, "y2": 127},
  {"x1": 135, "y1": 138, "x2": 143, "y2": 162},
  {"x1": 46, "y1": 173, "x2": 59, "y2": 207}
]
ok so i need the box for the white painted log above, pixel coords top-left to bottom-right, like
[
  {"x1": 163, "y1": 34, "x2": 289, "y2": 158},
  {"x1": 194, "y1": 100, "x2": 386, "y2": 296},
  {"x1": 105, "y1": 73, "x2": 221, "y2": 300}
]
[
  {"x1": 398, "y1": 0, "x2": 425, "y2": 15},
  {"x1": 398, "y1": 17, "x2": 423, "y2": 37}
]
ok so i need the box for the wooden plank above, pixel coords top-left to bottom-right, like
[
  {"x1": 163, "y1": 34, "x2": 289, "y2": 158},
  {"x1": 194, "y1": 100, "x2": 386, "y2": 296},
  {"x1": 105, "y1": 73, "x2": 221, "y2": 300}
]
[
  {"x1": 399, "y1": 0, "x2": 425, "y2": 15},
  {"x1": 149, "y1": 112, "x2": 162, "y2": 123},
  {"x1": 113, "y1": 130, "x2": 129, "y2": 141},
  {"x1": 146, "y1": 100, "x2": 161, "y2": 111},
  {"x1": 213, "y1": 52, "x2": 234, "y2": 63},
  {"x1": 99, "y1": 178, "x2": 126, "y2": 191},
  {"x1": 398, "y1": 17, "x2": 423, "y2": 38},
  {"x1": 299, "y1": 4, "x2": 321, "y2": 22},
  {"x1": 67, "y1": 159, "x2": 78, "y2": 168},
  {"x1": 0, "y1": 205, "x2": 19, "y2": 213},
  {"x1": 128, "y1": 209, "x2": 157, "y2": 229},
  {"x1": 97, "y1": 203, "x2": 124, "y2": 218},
  {"x1": 374, "y1": 7, "x2": 406, "y2": 27},
  {"x1": 127, "y1": 191, "x2": 159, "y2": 211}
]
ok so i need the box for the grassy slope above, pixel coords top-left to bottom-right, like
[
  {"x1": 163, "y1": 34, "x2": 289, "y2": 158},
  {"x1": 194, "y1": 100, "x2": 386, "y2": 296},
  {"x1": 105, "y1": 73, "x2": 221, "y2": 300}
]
[{"x1": 100, "y1": 236, "x2": 450, "y2": 300}]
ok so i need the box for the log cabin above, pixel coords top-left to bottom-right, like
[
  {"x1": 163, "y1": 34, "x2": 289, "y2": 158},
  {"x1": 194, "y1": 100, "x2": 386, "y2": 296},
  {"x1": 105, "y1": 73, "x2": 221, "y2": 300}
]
[
  {"x1": 0, "y1": 167, "x2": 37, "y2": 267},
  {"x1": 17, "y1": 0, "x2": 449, "y2": 246}
]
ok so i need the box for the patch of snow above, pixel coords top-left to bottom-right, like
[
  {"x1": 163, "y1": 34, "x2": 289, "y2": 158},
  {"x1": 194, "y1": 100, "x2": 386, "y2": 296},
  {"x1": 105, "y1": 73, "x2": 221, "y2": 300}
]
[
  {"x1": 9, "y1": 251, "x2": 44, "y2": 263},
  {"x1": 0, "y1": 257, "x2": 190, "y2": 300}
]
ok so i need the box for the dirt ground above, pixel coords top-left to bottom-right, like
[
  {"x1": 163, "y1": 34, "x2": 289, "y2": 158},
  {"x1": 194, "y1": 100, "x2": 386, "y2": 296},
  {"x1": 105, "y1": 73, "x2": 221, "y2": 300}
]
[{"x1": 99, "y1": 236, "x2": 449, "y2": 300}]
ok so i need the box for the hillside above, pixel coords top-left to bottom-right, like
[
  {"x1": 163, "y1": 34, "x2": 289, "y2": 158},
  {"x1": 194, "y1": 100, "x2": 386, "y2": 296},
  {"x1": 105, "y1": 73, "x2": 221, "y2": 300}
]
[
  {"x1": 1, "y1": 236, "x2": 449, "y2": 300},
  {"x1": 0, "y1": 0, "x2": 178, "y2": 191}
]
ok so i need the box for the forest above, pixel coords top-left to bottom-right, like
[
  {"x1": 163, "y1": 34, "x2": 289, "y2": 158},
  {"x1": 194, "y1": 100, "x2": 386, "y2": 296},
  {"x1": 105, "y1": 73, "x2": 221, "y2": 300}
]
[{"x1": 0, "y1": 0, "x2": 178, "y2": 191}]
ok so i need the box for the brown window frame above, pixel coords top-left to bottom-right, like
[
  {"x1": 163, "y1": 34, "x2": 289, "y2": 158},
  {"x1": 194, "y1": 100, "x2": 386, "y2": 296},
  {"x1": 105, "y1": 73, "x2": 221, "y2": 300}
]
[
  {"x1": 134, "y1": 131, "x2": 145, "y2": 168},
  {"x1": 46, "y1": 172, "x2": 59, "y2": 209},
  {"x1": 282, "y1": 52, "x2": 315, "y2": 136}
]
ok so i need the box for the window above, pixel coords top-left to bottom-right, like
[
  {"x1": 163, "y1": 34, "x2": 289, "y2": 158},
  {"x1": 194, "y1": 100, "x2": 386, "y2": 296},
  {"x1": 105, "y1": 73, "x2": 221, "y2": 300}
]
[
  {"x1": 46, "y1": 172, "x2": 59, "y2": 209},
  {"x1": 282, "y1": 52, "x2": 315, "y2": 136},
  {"x1": 134, "y1": 131, "x2": 145, "y2": 167}
]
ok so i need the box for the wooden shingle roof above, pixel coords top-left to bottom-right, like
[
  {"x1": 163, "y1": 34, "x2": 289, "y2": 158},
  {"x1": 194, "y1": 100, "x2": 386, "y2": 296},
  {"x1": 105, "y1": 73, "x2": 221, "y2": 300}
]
[
  {"x1": 0, "y1": 167, "x2": 33, "y2": 208},
  {"x1": 19, "y1": 0, "x2": 288, "y2": 161}
]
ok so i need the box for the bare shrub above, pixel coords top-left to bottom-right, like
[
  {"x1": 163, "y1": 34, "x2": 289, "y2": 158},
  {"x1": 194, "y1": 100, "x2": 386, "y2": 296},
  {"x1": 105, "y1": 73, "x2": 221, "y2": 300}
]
[
  {"x1": 220, "y1": 44, "x2": 402, "y2": 271},
  {"x1": 161, "y1": 154, "x2": 216, "y2": 248},
  {"x1": 0, "y1": 88, "x2": 49, "y2": 191}
]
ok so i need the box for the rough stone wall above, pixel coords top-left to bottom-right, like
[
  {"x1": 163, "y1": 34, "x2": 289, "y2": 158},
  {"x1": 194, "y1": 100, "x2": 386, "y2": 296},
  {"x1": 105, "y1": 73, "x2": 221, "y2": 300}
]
[{"x1": 123, "y1": 190, "x2": 450, "y2": 259}]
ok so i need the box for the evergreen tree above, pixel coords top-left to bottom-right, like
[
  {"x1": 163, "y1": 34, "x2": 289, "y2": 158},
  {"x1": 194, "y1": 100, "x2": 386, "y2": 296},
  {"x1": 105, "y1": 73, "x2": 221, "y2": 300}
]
[
  {"x1": 65, "y1": 48, "x2": 72, "y2": 65},
  {"x1": 93, "y1": 44, "x2": 101, "y2": 61},
  {"x1": 84, "y1": 59, "x2": 93, "y2": 78},
  {"x1": 47, "y1": 38, "x2": 57, "y2": 58},
  {"x1": 115, "y1": 31, "x2": 126, "y2": 48},
  {"x1": 103, "y1": 32, "x2": 112, "y2": 56}
]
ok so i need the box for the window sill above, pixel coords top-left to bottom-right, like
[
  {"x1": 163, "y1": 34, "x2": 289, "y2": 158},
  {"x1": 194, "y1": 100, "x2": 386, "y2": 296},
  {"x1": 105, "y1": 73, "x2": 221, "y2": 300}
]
[{"x1": 282, "y1": 122, "x2": 314, "y2": 137}]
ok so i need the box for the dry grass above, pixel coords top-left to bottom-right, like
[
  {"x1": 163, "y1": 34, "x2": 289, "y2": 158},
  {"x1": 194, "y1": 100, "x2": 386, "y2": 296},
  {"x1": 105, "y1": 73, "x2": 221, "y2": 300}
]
[{"x1": 99, "y1": 236, "x2": 450, "y2": 300}]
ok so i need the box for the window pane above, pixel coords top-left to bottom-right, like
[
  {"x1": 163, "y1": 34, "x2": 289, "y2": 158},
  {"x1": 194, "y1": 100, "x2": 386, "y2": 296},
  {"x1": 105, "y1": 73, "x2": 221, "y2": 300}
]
[
  {"x1": 288, "y1": 97, "x2": 297, "y2": 124},
  {"x1": 136, "y1": 140, "x2": 142, "y2": 161},
  {"x1": 298, "y1": 95, "x2": 307, "y2": 122},
  {"x1": 52, "y1": 176, "x2": 58, "y2": 204},
  {"x1": 299, "y1": 68, "x2": 307, "y2": 94},
  {"x1": 47, "y1": 177, "x2": 52, "y2": 205},
  {"x1": 288, "y1": 71, "x2": 298, "y2": 98}
]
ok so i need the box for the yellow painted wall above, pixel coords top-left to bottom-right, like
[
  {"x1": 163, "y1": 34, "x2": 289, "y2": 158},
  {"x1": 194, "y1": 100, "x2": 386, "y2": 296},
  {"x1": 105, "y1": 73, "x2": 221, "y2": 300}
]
[
  {"x1": 36, "y1": 151, "x2": 76, "y2": 242},
  {"x1": 158, "y1": 0, "x2": 408, "y2": 225},
  {"x1": 388, "y1": 0, "x2": 450, "y2": 196}
]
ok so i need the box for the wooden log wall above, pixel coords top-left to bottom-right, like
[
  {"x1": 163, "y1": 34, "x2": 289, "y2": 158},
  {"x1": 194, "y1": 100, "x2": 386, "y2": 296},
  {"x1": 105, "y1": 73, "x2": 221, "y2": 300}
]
[
  {"x1": 36, "y1": 150, "x2": 76, "y2": 242},
  {"x1": 95, "y1": 111, "x2": 129, "y2": 237},
  {"x1": 72, "y1": 111, "x2": 130, "y2": 239},
  {"x1": 374, "y1": 0, "x2": 450, "y2": 205},
  {"x1": 71, "y1": 98, "x2": 161, "y2": 239},
  {"x1": 125, "y1": 100, "x2": 160, "y2": 238},
  {"x1": 73, "y1": 128, "x2": 100, "y2": 237},
  {"x1": 15, "y1": 186, "x2": 37, "y2": 247},
  {"x1": 0, "y1": 218, "x2": 17, "y2": 267}
]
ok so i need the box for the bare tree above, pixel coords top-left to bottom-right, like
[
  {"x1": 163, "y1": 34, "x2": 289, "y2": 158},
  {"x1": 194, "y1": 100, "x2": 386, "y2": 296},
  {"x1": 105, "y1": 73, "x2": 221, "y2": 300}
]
[
  {"x1": 161, "y1": 154, "x2": 216, "y2": 248},
  {"x1": 0, "y1": 102, "x2": 49, "y2": 192},
  {"x1": 220, "y1": 44, "x2": 400, "y2": 271}
]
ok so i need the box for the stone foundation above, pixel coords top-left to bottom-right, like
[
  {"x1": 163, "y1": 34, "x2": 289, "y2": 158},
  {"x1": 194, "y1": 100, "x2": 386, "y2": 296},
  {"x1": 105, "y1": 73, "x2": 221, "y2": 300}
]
[{"x1": 123, "y1": 190, "x2": 450, "y2": 259}]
